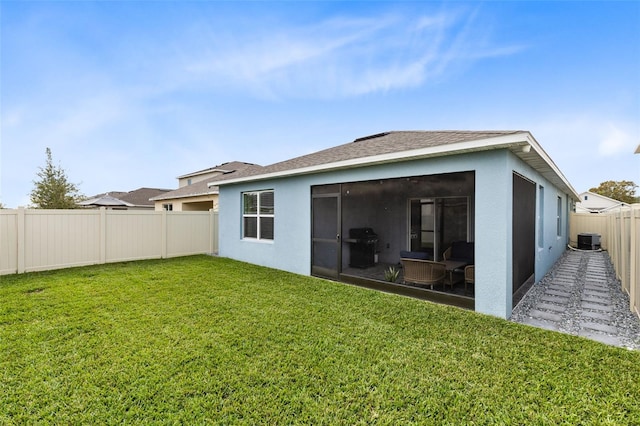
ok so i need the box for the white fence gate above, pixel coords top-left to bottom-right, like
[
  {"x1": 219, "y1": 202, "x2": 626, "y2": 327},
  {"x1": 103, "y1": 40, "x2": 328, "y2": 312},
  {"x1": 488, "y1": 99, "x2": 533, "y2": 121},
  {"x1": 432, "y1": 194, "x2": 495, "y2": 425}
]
[{"x1": 0, "y1": 208, "x2": 219, "y2": 275}]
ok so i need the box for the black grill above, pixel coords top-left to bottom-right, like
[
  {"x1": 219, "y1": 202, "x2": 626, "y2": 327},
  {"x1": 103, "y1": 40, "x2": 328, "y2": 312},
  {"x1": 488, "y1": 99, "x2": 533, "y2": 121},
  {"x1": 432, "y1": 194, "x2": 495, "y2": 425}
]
[{"x1": 348, "y1": 228, "x2": 378, "y2": 268}]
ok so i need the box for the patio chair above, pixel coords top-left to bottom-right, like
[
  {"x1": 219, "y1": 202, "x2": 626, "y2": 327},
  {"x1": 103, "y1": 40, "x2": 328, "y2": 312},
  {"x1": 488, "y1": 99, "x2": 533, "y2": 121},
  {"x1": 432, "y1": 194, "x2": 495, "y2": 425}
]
[
  {"x1": 400, "y1": 258, "x2": 447, "y2": 289},
  {"x1": 464, "y1": 265, "x2": 474, "y2": 295},
  {"x1": 442, "y1": 241, "x2": 474, "y2": 265}
]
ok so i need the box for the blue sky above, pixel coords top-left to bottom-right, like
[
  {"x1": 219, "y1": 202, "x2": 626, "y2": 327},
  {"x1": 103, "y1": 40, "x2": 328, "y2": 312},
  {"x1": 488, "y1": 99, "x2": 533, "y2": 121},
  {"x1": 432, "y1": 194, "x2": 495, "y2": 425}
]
[{"x1": 1, "y1": 1, "x2": 639, "y2": 208}]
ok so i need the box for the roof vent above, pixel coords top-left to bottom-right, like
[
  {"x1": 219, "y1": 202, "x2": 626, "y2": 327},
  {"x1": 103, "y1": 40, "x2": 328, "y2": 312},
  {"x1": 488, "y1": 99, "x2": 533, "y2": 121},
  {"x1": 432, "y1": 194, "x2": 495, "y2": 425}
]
[{"x1": 353, "y1": 132, "x2": 390, "y2": 143}]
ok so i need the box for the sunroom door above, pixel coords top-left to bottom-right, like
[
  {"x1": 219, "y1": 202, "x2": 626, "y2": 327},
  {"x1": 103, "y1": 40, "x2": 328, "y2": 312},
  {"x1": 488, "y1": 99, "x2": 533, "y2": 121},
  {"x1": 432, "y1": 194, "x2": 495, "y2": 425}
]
[{"x1": 311, "y1": 186, "x2": 341, "y2": 280}]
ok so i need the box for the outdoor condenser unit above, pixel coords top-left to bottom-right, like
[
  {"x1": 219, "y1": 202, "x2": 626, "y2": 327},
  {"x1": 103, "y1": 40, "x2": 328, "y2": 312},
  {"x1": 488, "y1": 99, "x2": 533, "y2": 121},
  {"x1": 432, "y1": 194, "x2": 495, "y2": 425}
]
[{"x1": 577, "y1": 233, "x2": 601, "y2": 250}]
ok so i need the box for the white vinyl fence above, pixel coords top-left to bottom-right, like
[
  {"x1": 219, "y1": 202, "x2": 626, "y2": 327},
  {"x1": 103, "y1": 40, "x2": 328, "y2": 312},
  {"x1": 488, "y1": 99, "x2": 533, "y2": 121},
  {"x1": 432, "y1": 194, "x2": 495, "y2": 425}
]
[
  {"x1": 0, "y1": 208, "x2": 218, "y2": 275},
  {"x1": 570, "y1": 205, "x2": 640, "y2": 319}
]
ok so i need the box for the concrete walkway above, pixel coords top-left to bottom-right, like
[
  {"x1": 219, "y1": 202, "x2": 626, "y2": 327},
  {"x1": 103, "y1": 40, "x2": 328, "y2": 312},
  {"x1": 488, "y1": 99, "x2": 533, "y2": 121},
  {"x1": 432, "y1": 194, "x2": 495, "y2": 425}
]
[{"x1": 510, "y1": 249, "x2": 640, "y2": 350}]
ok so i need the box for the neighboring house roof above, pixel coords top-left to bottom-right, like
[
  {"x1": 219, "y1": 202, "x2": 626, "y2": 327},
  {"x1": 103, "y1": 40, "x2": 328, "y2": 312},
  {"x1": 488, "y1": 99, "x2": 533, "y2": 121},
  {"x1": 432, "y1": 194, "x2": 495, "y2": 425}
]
[
  {"x1": 576, "y1": 191, "x2": 629, "y2": 213},
  {"x1": 635, "y1": 144, "x2": 640, "y2": 154},
  {"x1": 78, "y1": 193, "x2": 135, "y2": 208},
  {"x1": 176, "y1": 162, "x2": 252, "y2": 180},
  {"x1": 79, "y1": 188, "x2": 171, "y2": 208},
  {"x1": 151, "y1": 161, "x2": 262, "y2": 202},
  {"x1": 210, "y1": 130, "x2": 579, "y2": 201}
]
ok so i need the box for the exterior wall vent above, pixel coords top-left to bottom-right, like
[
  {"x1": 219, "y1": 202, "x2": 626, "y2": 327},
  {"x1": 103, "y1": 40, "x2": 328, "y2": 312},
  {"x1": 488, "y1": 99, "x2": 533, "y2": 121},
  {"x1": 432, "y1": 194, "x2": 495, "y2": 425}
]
[{"x1": 353, "y1": 132, "x2": 390, "y2": 143}]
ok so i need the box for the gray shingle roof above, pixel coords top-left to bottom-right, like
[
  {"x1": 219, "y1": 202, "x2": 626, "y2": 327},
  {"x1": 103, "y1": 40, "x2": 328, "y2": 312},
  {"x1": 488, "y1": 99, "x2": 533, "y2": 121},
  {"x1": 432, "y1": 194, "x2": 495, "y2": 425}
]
[
  {"x1": 151, "y1": 161, "x2": 262, "y2": 201},
  {"x1": 122, "y1": 188, "x2": 172, "y2": 206},
  {"x1": 210, "y1": 130, "x2": 579, "y2": 201},
  {"x1": 80, "y1": 188, "x2": 171, "y2": 207},
  {"x1": 211, "y1": 131, "x2": 522, "y2": 183},
  {"x1": 175, "y1": 161, "x2": 255, "y2": 179}
]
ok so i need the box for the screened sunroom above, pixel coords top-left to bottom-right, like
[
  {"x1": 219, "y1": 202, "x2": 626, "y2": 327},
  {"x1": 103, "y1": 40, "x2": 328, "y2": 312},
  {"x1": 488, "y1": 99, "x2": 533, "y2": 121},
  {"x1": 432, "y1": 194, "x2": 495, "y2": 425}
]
[{"x1": 311, "y1": 171, "x2": 475, "y2": 308}]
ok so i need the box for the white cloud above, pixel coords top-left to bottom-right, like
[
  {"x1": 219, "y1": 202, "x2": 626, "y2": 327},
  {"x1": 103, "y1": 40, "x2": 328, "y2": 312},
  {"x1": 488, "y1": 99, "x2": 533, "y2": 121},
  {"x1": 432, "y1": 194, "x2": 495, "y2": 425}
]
[
  {"x1": 597, "y1": 123, "x2": 634, "y2": 156},
  {"x1": 531, "y1": 114, "x2": 639, "y2": 192},
  {"x1": 183, "y1": 8, "x2": 523, "y2": 100},
  {"x1": 1, "y1": 108, "x2": 24, "y2": 128}
]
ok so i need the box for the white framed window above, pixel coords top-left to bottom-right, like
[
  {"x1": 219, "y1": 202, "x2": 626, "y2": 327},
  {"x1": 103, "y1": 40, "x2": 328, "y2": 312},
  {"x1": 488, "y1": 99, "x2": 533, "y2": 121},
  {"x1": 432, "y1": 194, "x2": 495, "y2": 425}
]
[
  {"x1": 242, "y1": 190, "x2": 274, "y2": 240},
  {"x1": 163, "y1": 203, "x2": 173, "y2": 211},
  {"x1": 556, "y1": 196, "x2": 562, "y2": 237},
  {"x1": 538, "y1": 185, "x2": 544, "y2": 248}
]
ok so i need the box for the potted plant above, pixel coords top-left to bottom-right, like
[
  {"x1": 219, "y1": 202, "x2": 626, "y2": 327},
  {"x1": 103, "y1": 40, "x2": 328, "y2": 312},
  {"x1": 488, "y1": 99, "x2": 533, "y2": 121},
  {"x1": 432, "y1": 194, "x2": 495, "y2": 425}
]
[{"x1": 384, "y1": 266, "x2": 400, "y2": 283}]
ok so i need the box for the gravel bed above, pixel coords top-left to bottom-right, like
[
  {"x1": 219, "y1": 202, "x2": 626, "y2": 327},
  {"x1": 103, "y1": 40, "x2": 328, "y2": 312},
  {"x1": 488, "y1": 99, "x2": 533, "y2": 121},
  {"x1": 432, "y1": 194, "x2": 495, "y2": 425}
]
[{"x1": 510, "y1": 249, "x2": 640, "y2": 350}]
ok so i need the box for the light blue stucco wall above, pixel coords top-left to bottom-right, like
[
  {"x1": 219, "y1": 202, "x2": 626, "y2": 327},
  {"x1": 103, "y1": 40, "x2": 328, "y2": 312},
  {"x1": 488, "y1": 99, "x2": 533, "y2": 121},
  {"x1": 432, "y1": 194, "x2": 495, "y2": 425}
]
[
  {"x1": 509, "y1": 153, "x2": 571, "y2": 284},
  {"x1": 219, "y1": 177, "x2": 313, "y2": 275},
  {"x1": 474, "y1": 151, "x2": 511, "y2": 317},
  {"x1": 472, "y1": 150, "x2": 571, "y2": 317},
  {"x1": 218, "y1": 149, "x2": 571, "y2": 319}
]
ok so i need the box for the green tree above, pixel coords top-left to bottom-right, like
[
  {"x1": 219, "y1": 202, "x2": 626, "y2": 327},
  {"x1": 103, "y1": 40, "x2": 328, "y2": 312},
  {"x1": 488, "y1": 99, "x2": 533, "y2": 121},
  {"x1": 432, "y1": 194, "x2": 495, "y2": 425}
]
[
  {"x1": 30, "y1": 148, "x2": 84, "y2": 209},
  {"x1": 589, "y1": 180, "x2": 639, "y2": 204}
]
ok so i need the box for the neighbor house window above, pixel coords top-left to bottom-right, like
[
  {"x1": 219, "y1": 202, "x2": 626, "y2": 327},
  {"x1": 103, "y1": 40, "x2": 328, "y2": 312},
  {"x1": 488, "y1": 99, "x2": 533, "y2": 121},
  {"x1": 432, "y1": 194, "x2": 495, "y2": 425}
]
[
  {"x1": 557, "y1": 196, "x2": 562, "y2": 237},
  {"x1": 163, "y1": 203, "x2": 173, "y2": 211},
  {"x1": 243, "y1": 190, "x2": 274, "y2": 240}
]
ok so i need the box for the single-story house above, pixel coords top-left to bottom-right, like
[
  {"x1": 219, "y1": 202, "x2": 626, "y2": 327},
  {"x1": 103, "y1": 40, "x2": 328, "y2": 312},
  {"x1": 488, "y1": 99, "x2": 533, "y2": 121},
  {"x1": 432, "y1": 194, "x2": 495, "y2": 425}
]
[
  {"x1": 78, "y1": 188, "x2": 171, "y2": 210},
  {"x1": 212, "y1": 130, "x2": 579, "y2": 319},
  {"x1": 575, "y1": 191, "x2": 629, "y2": 214},
  {"x1": 150, "y1": 162, "x2": 261, "y2": 211}
]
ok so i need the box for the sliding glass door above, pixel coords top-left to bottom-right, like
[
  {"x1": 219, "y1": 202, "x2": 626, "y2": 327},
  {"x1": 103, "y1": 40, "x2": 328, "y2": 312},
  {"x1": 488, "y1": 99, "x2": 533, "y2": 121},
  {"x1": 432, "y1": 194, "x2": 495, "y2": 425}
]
[{"x1": 409, "y1": 197, "x2": 468, "y2": 260}]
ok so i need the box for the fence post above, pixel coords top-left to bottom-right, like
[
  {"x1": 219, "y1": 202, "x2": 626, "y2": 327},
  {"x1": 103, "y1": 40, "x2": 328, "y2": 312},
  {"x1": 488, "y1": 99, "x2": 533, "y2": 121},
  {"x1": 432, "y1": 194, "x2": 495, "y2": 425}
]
[
  {"x1": 215, "y1": 210, "x2": 220, "y2": 255},
  {"x1": 100, "y1": 208, "x2": 107, "y2": 264},
  {"x1": 161, "y1": 210, "x2": 168, "y2": 259},
  {"x1": 16, "y1": 208, "x2": 25, "y2": 274},
  {"x1": 630, "y1": 207, "x2": 637, "y2": 313},
  {"x1": 621, "y1": 209, "x2": 629, "y2": 291},
  {"x1": 209, "y1": 209, "x2": 214, "y2": 254},
  {"x1": 614, "y1": 212, "x2": 621, "y2": 279}
]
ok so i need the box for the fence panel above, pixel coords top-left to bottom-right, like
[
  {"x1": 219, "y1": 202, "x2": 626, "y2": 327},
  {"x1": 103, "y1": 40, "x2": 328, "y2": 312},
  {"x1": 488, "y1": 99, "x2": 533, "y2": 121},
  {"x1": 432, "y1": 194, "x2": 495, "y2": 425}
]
[
  {"x1": 0, "y1": 208, "x2": 218, "y2": 275},
  {"x1": 105, "y1": 211, "x2": 163, "y2": 263},
  {"x1": 24, "y1": 209, "x2": 102, "y2": 273},
  {"x1": 0, "y1": 210, "x2": 18, "y2": 275},
  {"x1": 166, "y1": 211, "x2": 212, "y2": 258},
  {"x1": 631, "y1": 208, "x2": 640, "y2": 317}
]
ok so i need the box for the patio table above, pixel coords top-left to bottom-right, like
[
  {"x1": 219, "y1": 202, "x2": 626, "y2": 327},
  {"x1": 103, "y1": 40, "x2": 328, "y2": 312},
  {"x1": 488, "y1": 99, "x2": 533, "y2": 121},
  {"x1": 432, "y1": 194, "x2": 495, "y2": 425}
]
[{"x1": 442, "y1": 260, "x2": 467, "y2": 287}]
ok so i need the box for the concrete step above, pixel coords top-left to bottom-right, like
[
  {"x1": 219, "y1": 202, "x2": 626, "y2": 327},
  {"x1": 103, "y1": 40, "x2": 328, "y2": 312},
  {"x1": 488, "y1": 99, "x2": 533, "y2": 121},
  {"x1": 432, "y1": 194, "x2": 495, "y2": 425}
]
[
  {"x1": 529, "y1": 309, "x2": 563, "y2": 322},
  {"x1": 581, "y1": 301, "x2": 614, "y2": 312},
  {"x1": 579, "y1": 321, "x2": 618, "y2": 334}
]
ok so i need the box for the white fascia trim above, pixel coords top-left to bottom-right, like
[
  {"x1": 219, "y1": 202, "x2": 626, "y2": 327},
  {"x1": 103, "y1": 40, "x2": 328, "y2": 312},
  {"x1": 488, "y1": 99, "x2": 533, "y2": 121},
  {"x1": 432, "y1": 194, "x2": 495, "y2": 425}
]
[
  {"x1": 525, "y1": 133, "x2": 580, "y2": 200},
  {"x1": 600, "y1": 203, "x2": 630, "y2": 213},
  {"x1": 150, "y1": 189, "x2": 220, "y2": 202},
  {"x1": 212, "y1": 133, "x2": 531, "y2": 187},
  {"x1": 78, "y1": 198, "x2": 136, "y2": 207},
  {"x1": 177, "y1": 168, "x2": 230, "y2": 180}
]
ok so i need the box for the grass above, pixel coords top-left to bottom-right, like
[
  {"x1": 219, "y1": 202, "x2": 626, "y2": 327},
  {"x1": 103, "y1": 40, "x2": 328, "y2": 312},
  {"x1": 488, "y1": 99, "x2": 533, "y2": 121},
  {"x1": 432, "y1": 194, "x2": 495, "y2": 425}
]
[{"x1": 1, "y1": 255, "x2": 639, "y2": 424}]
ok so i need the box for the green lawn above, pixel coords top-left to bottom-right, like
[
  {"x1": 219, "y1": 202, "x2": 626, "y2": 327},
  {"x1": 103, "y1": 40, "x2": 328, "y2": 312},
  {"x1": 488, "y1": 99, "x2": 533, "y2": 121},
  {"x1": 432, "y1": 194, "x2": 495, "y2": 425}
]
[{"x1": 1, "y1": 256, "x2": 638, "y2": 424}]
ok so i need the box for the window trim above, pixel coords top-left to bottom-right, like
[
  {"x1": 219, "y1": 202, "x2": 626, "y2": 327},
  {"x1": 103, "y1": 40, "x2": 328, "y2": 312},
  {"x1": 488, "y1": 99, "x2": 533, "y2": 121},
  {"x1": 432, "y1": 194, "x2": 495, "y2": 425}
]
[
  {"x1": 538, "y1": 185, "x2": 545, "y2": 249},
  {"x1": 242, "y1": 190, "x2": 274, "y2": 241}
]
